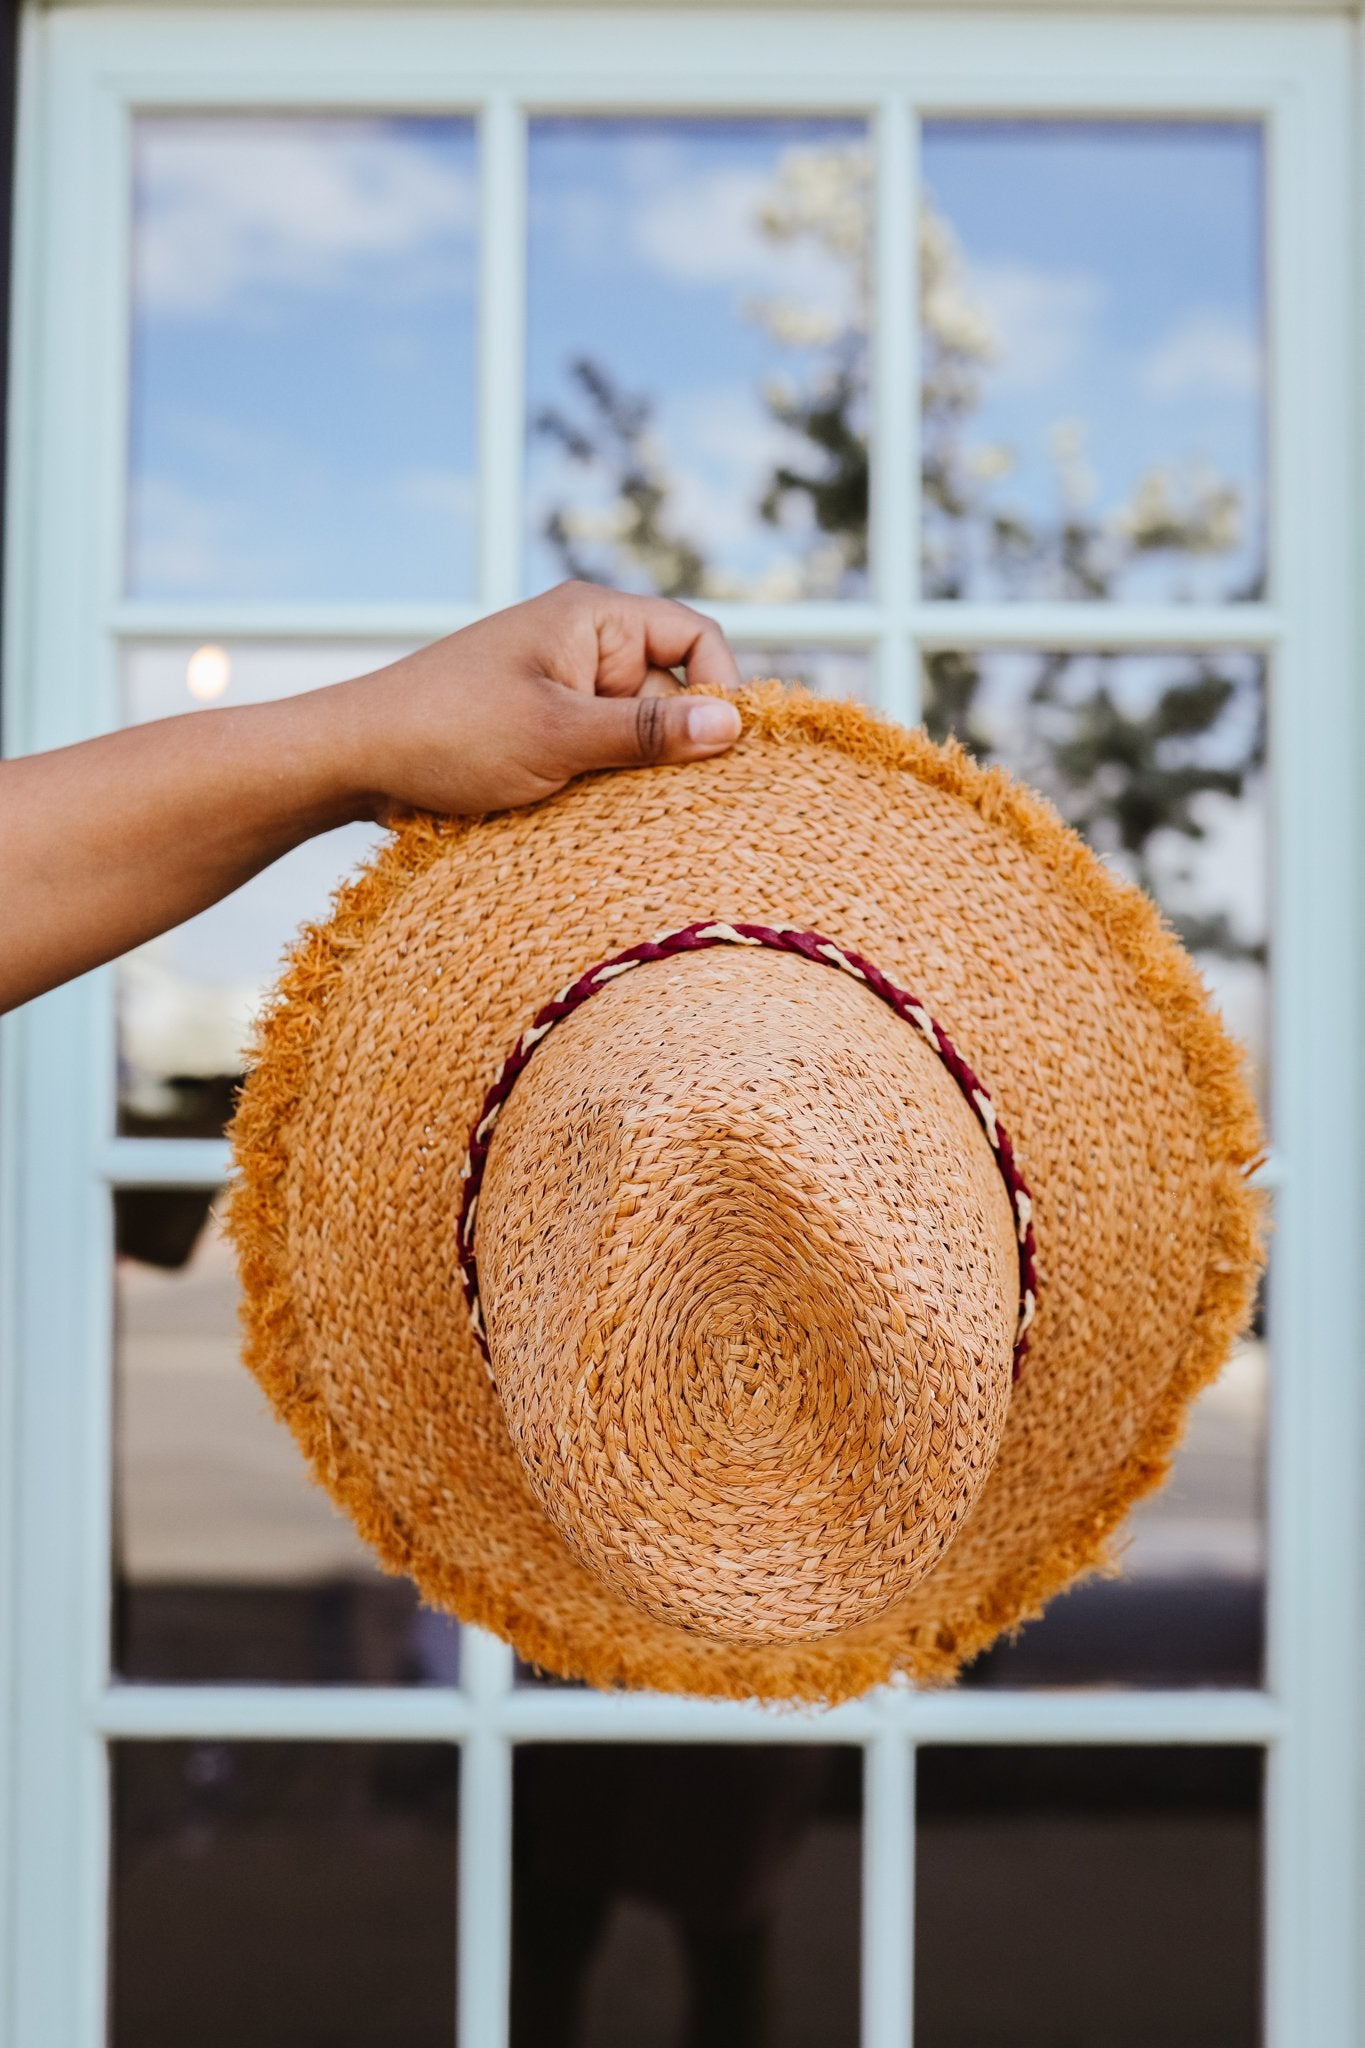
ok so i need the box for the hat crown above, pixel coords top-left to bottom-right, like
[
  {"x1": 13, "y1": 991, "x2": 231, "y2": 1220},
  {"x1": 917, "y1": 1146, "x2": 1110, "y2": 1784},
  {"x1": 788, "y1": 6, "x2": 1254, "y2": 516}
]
[{"x1": 477, "y1": 947, "x2": 1018, "y2": 1645}]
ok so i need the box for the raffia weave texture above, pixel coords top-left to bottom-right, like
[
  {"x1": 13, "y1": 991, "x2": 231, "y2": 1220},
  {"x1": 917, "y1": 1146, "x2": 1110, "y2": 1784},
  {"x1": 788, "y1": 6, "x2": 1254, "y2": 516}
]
[
  {"x1": 457, "y1": 918, "x2": 1039, "y2": 1383},
  {"x1": 227, "y1": 683, "x2": 1265, "y2": 1704},
  {"x1": 482, "y1": 948, "x2": 1018, "y2": 1642}
]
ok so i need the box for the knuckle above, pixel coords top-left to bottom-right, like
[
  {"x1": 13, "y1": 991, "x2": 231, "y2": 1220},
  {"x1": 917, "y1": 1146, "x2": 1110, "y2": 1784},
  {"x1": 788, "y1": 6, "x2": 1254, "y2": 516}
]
[
  {"x1": 598, "y1": 616, "x2": 632, "y2": 666},
  {"x1": 635, "y1": 694, "x2": 669, "y2": 765}
]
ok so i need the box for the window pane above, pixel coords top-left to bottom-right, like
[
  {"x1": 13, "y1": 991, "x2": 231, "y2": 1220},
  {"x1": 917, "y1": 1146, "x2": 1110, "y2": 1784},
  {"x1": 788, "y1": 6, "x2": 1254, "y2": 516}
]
[
  {"x1": 128, "y1": 116, "x2": 477, "y2": 602},
  {"x1": 113, "y1": 1194, "x2": 464, "y2": 1685},
  {"x1": 924, "y1": 645, "x2": 1268, "y2": 1687},
  {"x1": 921, "y1": 121, "x2": 1265, "y2": 603},
  {"x1": 527, "y1": 118, "x2": 870, "y2": 602},
  {"x1": 512, "y1": 1745, "x2": 860, "y2": 2045},
  {"x1": 111, "y1": 1742, "x2": 458, "y2": 2047},
  {"x1": 916, "y1": 1747, "x2": 1262, "y2": 2045},
  {"x1": 116, "y1": 643, "x2": 396, "y2": 1138}
]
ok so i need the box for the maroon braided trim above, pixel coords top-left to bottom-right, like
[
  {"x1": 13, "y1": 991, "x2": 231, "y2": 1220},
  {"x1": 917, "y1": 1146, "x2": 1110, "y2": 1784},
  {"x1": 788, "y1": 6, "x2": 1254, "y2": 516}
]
[{"x1": 458, "y1": 921, "x2": 1038, "y2": 1381}]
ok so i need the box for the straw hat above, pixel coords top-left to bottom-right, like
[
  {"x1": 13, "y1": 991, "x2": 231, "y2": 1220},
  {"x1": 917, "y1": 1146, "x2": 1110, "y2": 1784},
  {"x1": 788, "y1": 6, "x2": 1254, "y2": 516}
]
[{"x1": 227, "y1": 683, "x2": 1264, "y2": 1704}]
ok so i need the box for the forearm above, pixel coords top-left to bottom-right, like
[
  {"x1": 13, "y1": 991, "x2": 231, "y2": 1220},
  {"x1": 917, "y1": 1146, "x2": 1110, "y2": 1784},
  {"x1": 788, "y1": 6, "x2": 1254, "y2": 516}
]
[
  {"x1": 0, "y1": 691, "x2": 361, "y2": 1013},
  {"x1": 0, "y1": 585, "x2": 743, "y2": 1016}
]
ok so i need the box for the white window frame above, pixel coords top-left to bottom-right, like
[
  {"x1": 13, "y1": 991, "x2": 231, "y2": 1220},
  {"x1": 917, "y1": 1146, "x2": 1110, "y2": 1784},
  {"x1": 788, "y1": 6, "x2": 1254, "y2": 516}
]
[{"x1": 1, "y1": 8, "x2": 1361, "y2": 2046}]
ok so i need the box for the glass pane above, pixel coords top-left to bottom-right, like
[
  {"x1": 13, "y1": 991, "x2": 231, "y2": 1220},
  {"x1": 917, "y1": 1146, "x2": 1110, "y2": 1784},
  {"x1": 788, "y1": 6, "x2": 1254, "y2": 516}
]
[
  {"x1": 921, "y1": 121, "x2": 1265, "y2": 603},
  {"x1": 527, "y1": 118, "x2": 870, "y2": 602},
  {"x1": 734, "y1": 647, "x2": 872, "y2": 699},
  {"x1": 916, "y1": 1746, "x2": 1262, "y2": 2045},
  {"x1": 512, "y1": 1745, "x2": 860, "y2": 2045},
  {"x1": 113, "y1": 1193, "x2": 464, "y2": 1685},
  {"x1": 925, "y1": 645, "x2": 1268, "y2": 1687},
  {"x1": 116, "y1": 643, "x2": 399, "y2": 1137},
  {"x1": 129, "y1": 116, "x2": 477, "y2": 602},
  {"x1": 111, "y1": 1741, "x2": 458, "y2": 2047}
]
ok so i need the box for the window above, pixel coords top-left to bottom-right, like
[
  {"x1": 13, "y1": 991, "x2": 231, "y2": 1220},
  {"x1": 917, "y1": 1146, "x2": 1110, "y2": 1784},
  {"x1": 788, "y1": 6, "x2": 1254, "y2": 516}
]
[{"x1": 2, "y1": 11, "x2": 1360, "y2": 2046}]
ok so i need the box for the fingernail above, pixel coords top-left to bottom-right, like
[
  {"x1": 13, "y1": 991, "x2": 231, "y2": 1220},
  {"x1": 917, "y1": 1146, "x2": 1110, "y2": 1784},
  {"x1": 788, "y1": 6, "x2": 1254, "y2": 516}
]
[{"x1": 687, "y1": 699, "x2": 741, "y2": 747}]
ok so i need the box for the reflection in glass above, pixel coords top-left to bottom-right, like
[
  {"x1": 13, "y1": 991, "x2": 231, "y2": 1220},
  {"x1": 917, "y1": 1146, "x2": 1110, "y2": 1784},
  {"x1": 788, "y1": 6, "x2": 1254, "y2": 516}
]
[
  {"x1": 916, "y1": 1747, "x2": 1261, "y2": 2046},
  {"x1": 117, "y1": 643, "x2": 398, "y2": 1137},
  {"x1": 128, "y1": 115, "x2": 478, "y2": 602},
  {"x1": 921, "y1": 120, "x2": 1265, "y2": 603},
  {"x1": 512, "y1": 1745, "x2": 860, "y2": 2046},
  {"x1": 527, "y1": 118, "x2": 870, "y2": 603},
  {"x1": 734, "y1": 647, "x2": 871, "y2": 699},
  {"x1": 111, "y1": 1742, "x2": 458, "y2": 2047},
  {"x1": 113, "y1": 1194, "x2": 463, "y2": 1685}
]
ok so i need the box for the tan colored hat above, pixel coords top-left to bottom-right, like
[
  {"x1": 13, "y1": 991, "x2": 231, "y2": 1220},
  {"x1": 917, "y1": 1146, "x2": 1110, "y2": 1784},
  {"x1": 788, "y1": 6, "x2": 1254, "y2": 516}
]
[{"x1": 227, "y1": 683, "x2": 1264, "y2": 1704}]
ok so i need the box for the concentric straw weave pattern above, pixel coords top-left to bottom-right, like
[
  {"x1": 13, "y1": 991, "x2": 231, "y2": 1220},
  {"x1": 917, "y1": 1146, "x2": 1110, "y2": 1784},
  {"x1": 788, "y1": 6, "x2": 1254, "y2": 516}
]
[
  {"x1": 457, "y1": 918, "x2": 1038, "y2": 1382},
  {"x1": 479, "y1": 947, "x2": 1019, "y2": 1642},
  {"x1": 228, "y1": 683, "x2": 1264, "y2": 1704}
]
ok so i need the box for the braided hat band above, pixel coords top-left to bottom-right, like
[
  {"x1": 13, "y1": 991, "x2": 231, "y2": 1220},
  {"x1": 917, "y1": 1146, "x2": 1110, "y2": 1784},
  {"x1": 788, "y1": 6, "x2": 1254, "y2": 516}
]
[{"x1": 457, "y1": 919, "x2": 1038, "y2": 1380}]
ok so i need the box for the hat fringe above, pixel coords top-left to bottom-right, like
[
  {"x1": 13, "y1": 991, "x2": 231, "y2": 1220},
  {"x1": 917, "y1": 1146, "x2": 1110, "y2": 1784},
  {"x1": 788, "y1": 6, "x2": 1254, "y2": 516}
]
[{"x1": 227, "y1": 682, "x2": 1265, "y2": 1703}]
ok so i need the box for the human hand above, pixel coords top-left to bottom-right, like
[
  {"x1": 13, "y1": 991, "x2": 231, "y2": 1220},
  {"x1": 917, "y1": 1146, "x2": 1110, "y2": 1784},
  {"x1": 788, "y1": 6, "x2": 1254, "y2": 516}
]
[
  {"x1": 324, "y1": 581, "x2": 744, "y2": 823},
  {"x1": 0, "y1": 583, "x2": 744, "y2": 1011}
]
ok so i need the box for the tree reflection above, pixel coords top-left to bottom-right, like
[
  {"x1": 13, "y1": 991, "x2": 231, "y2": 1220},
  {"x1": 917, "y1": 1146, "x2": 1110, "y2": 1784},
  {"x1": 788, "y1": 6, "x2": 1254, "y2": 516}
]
[{"x1": 534, "y1": 144, "x2": 870, "y2": 602}]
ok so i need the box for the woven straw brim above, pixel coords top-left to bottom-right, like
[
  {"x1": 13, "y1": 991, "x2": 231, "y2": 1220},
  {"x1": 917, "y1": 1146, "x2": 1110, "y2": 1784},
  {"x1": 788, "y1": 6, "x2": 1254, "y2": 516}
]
[{"x1": 227, "y1": 684, "x2": 1264, "y2": 1705}]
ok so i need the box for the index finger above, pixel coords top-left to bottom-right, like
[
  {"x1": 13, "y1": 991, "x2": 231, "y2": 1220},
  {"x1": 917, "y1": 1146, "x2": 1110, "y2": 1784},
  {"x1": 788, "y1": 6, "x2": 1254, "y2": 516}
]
[{"x1": 601, "y1": 592, "x2": 743, "y2": 698}]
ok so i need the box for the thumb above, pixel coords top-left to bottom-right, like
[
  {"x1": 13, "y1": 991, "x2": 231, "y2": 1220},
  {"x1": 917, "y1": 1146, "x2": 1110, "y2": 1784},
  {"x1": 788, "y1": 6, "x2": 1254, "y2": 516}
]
[{"x1": 557, "y1": 688, "x2": 742, "y2": 773}]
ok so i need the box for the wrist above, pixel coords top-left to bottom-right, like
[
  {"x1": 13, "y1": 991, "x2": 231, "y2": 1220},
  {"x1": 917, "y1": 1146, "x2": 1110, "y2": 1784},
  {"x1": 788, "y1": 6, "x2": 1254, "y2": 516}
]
[{"x1": 273, "y1": 677, "x2": 392, "y2": 831}]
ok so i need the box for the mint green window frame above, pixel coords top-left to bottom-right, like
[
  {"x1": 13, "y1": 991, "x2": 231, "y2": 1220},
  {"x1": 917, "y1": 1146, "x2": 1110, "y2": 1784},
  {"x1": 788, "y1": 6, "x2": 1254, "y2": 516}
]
[{"x1": 1, "y1": 8, "x2": 1362, "y2": 2044}]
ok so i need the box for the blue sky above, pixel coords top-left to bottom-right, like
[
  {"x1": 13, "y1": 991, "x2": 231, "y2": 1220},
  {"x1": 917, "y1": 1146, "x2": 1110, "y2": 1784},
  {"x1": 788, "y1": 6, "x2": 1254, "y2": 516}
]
[
  {"x1": 128, "y1": 112, "x2": 1263, "y2": 606},
  {"x1": 128, "y1": 116, "x2": 479, "y2": 602}
]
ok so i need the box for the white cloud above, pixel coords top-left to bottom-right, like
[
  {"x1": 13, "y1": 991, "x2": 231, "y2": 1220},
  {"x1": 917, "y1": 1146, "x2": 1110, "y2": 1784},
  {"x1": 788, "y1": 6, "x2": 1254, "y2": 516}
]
[
  {"x1": 631, "y1": 164, "x2": 772, "y2": 284},
  {"x1": 1140, "y1": 310, "x2": 1262, "y2": 399},
  {"x1": 627, "y1": 160, "x2": 857, "y2": 328},
  {"x1": 135, "y1": 116, "x2": 476, "y2": 319},
  {"x1": 966, "y1": 260, "x2": 1103, "y2": 393},
  {"x1": 393, "y1": 467, "x2": 476, "y2": 522}
]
